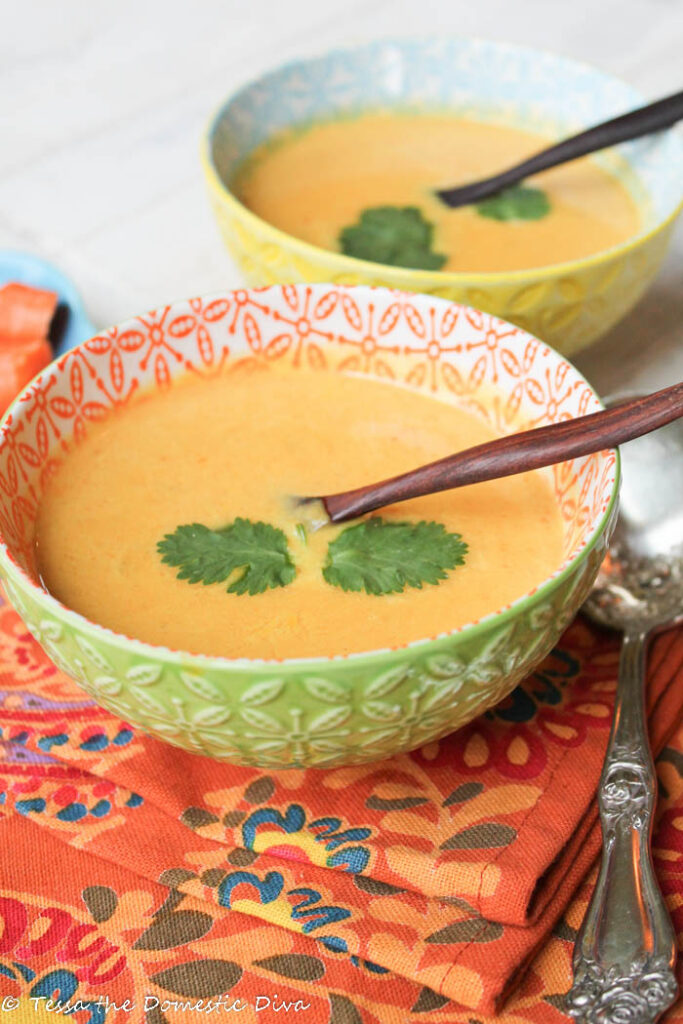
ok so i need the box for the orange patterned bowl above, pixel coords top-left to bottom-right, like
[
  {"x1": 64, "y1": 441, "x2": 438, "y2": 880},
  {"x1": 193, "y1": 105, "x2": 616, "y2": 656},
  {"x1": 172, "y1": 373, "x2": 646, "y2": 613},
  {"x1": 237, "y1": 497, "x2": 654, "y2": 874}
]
[{"x1": 0, "y1": 285, "x2": 619, "y2": 768}]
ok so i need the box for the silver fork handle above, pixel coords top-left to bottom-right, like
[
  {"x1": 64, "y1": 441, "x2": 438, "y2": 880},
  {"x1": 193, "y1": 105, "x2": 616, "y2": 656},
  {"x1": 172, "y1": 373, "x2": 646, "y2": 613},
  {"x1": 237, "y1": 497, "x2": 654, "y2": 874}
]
[{"x1": 566, "y1": 629, "x2": 678, "y2": 1024}]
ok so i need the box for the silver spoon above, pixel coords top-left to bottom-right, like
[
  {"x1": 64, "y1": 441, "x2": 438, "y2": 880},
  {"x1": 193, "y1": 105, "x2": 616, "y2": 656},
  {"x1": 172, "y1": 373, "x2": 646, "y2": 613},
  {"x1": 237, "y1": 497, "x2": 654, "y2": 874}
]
[{"x1": 566, "y1": 400, "x2": 683, "y2": 1024}]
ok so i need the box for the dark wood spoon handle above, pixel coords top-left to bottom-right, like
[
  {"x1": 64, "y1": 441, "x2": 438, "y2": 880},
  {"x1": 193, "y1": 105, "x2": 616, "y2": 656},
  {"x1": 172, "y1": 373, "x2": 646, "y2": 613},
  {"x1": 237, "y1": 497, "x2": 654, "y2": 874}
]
[
  {"x1": 437, "y1": 90, "x2": 683, "y2": 208},
  {"x1": 322, "y1": 382, "x2": 683, "y2": 523}
]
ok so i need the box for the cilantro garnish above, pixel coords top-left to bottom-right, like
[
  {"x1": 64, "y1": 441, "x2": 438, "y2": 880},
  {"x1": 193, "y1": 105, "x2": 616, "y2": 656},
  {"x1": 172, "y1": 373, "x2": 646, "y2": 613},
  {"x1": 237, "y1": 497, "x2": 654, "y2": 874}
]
[
  {"x1": 160, "y1": 515, "x2": 468, "y2": 600},
  {"x1": 158, "y1": 519, "x2": 296, "y2": 595},
  {"x1": 339, "y1": 206, "x2": 447, "y2": 270},
  {"x1": 475, "y1": 185, "x2": 550, "y2": 222},
  {"x1": 323, "y1": 517, "x2": 468, "y2": 596}
]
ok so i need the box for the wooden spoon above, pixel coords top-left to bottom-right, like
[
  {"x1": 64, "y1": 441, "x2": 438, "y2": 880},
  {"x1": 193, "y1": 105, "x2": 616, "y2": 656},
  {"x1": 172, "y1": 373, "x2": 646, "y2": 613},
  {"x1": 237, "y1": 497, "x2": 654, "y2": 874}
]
[
  {"x1": 301, "y1": 382, "x2": 683, "y2": 524},
  {"x1": 437, "y1": 90, "x2": 683, "y2": 209}
]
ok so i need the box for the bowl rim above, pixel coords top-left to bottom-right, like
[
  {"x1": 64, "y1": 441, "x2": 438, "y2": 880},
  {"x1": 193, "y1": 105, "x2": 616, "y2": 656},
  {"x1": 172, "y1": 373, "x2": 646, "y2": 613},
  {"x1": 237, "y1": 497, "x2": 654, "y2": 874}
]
[
  {"x1": 202, "y1": 34, "x2": 683, "y2": 284},
  {"x1": 0, "y1": 284, "x2": 621, "y2": 671}
]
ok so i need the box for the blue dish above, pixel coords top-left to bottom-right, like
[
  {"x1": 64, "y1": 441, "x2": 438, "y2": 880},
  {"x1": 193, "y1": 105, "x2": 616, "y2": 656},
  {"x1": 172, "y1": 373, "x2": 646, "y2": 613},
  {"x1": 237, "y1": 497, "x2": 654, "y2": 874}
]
[{"x1": 0, "y1": 250, "x2": 96, "y2": 356}]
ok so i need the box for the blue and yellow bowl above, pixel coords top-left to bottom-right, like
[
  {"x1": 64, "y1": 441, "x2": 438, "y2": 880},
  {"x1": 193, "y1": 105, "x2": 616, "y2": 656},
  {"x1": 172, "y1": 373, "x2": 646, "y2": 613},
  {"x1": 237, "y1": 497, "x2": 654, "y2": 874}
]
[{"x1": 202, "y1": 38, "x2": 683, "y2": 356}]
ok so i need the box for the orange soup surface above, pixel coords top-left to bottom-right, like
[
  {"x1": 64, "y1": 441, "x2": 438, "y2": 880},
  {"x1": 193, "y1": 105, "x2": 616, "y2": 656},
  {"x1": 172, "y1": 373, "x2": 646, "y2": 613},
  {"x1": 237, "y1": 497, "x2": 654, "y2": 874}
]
[
  {"x1": 233, "y1": 112, "x2": 641, "y2": 272},
  {"x1": 36, "y1": 368, "x2": 565, "y2": 659}
]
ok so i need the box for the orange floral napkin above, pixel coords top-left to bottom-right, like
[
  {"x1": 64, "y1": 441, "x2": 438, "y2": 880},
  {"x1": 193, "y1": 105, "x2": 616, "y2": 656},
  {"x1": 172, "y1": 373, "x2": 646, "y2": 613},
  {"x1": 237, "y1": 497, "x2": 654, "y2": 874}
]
[{"x1": 1, "y1": 591, "x2": 683, "y2": 1022}]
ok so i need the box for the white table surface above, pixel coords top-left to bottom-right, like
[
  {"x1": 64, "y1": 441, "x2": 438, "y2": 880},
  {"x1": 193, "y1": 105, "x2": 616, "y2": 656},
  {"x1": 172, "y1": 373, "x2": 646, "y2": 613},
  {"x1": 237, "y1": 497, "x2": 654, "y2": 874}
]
[{"x1": 2, "y1": 0, "x2": 681, "y2": 396}]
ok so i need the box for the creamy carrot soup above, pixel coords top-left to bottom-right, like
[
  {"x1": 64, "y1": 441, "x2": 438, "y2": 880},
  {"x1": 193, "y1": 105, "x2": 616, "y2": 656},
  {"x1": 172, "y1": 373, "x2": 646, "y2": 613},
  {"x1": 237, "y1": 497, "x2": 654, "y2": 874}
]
[
  {"x1": 35, "y1": 368, "x2": 564, "y2": 660},
  {"x1": 233, "y1": 112, "x2": 640, "y2": 272}
]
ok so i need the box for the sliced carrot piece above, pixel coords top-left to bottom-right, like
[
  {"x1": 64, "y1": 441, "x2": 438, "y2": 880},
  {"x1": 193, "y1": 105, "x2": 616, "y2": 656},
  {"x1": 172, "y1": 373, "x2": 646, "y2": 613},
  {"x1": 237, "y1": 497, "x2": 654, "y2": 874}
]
[
  {"x1": 0, "y1": 336, "x2": 53, "y2": 416},
  {"x1": 0, "y1": 336, "x2": 52, "y2": 415},
  {"x1": 0, "y1": 282, "x2": 58, "y2": 345},
  {"x1": 0, "y1": 282, "x2": 58, "y2": 417}
]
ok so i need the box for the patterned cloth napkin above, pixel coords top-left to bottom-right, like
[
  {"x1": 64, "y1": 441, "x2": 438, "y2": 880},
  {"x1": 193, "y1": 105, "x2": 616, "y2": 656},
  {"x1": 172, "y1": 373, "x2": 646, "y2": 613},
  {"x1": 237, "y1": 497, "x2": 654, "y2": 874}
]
[{"x1": 1, "y1": 590, "x2": 683, "y2": 1023}]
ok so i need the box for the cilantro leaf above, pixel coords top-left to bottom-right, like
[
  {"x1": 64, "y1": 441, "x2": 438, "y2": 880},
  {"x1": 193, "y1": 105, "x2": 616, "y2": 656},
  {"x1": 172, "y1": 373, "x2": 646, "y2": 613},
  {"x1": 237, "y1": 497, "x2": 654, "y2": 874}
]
[
  {"x1": 323, "y1": 517, "x2": 468, "y2": 596},
  {"x1": 476, "y1": 185, "x2": 550, "y2": 222},
  {"x1": 339, "y1": 206, "x2": 447, "y2": 270},
  {"x1": 158, "y1": 518, "x2": 296, "y2": 596}
]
